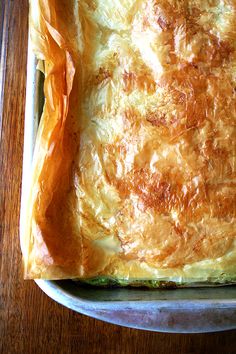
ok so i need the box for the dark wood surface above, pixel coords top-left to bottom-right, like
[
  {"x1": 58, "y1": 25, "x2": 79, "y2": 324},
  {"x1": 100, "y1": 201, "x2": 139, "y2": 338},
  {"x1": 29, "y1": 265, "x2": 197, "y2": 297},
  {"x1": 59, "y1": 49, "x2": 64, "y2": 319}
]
[{"x1": 1, "y1": 2, "x2": 236, "y2": 353}]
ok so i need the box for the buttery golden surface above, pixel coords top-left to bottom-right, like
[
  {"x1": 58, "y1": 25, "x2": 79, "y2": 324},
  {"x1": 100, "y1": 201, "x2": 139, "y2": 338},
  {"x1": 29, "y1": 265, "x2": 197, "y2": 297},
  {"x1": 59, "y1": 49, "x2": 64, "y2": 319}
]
[{"x1": 22, "y1": 0, "x2": 236, "y2": 282}]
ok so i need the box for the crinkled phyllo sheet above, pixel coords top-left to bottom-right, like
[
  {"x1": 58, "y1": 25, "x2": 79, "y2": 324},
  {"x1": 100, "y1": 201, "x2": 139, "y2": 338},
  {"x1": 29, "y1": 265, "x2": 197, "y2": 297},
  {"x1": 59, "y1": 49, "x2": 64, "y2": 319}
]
[{"x1": 21, "y1": 0, "x2": 236, "y2": 286}]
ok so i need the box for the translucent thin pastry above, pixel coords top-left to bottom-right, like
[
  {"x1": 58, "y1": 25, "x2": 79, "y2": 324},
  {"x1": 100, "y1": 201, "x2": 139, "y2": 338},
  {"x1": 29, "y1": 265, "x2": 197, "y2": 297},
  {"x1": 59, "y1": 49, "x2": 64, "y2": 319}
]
[{"x1": 21, "y1": 0, "x2": 236, "y2": 284}]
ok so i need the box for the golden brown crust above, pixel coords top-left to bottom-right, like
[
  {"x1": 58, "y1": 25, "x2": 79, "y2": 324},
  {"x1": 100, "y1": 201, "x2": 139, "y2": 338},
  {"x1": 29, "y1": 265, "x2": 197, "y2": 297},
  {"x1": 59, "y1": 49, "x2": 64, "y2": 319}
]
[{"x1": 22, "y1": 0, "x2": 236, "y2": 281}]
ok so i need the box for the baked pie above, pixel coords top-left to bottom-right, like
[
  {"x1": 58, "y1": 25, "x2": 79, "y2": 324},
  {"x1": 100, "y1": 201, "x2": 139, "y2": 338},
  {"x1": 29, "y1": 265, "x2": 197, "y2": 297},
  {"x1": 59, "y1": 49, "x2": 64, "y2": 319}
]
[{"x1": 21, "y1": 0, "x2": 236, "y2": 286}]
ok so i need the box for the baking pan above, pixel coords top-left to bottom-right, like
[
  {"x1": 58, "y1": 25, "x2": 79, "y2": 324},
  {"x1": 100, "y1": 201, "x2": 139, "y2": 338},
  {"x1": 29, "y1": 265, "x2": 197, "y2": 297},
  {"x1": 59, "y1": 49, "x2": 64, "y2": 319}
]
[{"x1": 20, "y1": 37, "x2": 236, "y2": 334}]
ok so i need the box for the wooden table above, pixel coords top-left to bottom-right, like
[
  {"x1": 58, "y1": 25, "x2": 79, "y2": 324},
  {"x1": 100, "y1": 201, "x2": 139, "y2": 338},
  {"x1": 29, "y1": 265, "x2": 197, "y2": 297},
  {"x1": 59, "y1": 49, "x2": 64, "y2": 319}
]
[{"x1": 1, "y1": 2, "x2": 236, "y2": 353}]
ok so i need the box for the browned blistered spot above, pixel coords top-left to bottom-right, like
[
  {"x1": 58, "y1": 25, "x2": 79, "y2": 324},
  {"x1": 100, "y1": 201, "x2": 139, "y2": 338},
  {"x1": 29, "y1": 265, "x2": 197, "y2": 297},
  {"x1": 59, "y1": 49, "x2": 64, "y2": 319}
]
[
  {"x1": 193, "y1": 34, "x2": 233, "y2": 67},
  {"x1": 152, "y1": 1, "x2": 177, "y2": 29},
  {"x1": 122, "y1": 108, "x2": 141, "y2": 131},
  {"x1": 123, "y1": 71, "x2": 135, "y2": 93},
  {"x1": 142, "y1": 70, "x2": 208, "y2": 140},
  {"x1": 146, "y1": 111, "x2": 167, "y2": 127},
  {"x1": 112, "y1": 168, "x2": 207, "y2": 219},
  {"x1": 123, "y1": 71, "x2": 156, "y2": 94},
  {"x1": 212, "y1": 195, "x2": 236, "y2": 218},
  {"x1": 190, "y1": 6, "x2": 201, "y2": 18},
  {"x1": 201, "y1": 140, "x2": 229, "y2": 160},
  {"x1": 206, "y1": 184, "x2": 236, "y2": 218},
  {"x1": 173, "y1": 224, "x2": 184, "y2": 236},
  {"x1": 156, "y1": 15, "x2": 169, "y2": 30},
  {"x1": 94, "y1": 67, "x2": 111, "y2": 86},
  {"x1": 157, "y1": 65, "x2": 209, "y2": 134},
  {"x1": 107, "y1": 161, "x2": 235, "y2": 266},
  {"x1": 197, "y1": 138, "x2": 233, "y2": 180}
]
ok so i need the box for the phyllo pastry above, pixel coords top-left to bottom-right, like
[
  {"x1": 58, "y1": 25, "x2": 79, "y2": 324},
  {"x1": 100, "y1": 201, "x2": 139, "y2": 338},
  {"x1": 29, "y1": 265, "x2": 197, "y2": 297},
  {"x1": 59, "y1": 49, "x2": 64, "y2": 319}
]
[{"x1": 21, "y1": 0, "x2": 236, "y2": 286}]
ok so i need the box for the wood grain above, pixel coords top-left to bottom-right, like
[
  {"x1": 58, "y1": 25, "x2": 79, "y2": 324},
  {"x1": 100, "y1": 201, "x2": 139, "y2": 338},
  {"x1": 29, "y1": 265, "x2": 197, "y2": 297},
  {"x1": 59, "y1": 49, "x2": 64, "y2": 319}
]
[{"x1": 0, "y1": 2, "x2": 236, "y2": 353}]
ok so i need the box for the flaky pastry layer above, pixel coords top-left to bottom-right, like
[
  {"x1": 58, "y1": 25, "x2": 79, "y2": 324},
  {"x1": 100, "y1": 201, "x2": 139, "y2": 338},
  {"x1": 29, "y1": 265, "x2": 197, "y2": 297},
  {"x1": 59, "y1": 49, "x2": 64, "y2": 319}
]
[{"x1": 21, "y1": 0, "x2": 236, "y2": 283}]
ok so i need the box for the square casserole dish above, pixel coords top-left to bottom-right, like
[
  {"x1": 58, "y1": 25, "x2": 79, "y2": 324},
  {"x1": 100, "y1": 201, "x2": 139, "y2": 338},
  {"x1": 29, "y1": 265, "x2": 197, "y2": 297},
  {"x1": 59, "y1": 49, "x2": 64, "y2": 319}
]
[{"x1": 20, "y1": 32, "x2": 236, "y2": 334}]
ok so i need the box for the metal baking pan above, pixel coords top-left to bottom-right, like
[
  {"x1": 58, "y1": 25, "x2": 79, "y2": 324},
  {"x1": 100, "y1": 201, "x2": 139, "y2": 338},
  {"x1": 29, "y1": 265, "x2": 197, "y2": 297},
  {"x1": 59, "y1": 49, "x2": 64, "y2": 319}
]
[{"x1": 20, "y1": 37, "x2": 236, "y2": 334}]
